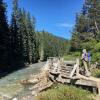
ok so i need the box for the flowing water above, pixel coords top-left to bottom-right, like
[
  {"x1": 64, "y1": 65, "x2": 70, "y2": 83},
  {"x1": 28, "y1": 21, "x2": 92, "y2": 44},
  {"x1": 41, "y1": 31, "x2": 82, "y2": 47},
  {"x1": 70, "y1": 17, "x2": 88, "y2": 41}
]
[{"x1": 0, "y1": 62, "x2": 45, "y2": 100}]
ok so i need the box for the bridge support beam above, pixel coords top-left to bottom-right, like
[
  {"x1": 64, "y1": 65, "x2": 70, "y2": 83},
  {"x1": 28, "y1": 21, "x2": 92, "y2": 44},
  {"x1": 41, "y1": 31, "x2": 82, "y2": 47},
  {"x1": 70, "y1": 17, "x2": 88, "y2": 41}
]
[
  {"x1": 93, "y1": 87, "x2": 97, "y2": 94},
  {"x1": 98, "y1": 87, "x2": 100, "y2": 95}
]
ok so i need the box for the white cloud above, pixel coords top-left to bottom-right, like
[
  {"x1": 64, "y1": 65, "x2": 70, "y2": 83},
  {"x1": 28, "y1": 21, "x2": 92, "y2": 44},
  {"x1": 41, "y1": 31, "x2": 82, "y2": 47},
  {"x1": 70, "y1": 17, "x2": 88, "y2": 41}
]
[{"x1": 57, "y1": 23, "x2": 73, "y2": 28}]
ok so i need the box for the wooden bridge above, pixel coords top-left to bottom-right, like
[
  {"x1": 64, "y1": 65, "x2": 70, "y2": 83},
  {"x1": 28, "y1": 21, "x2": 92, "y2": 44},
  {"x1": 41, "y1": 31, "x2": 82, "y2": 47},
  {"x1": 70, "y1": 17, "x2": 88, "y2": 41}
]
[{"x1": 46, "y1": 57, "x2": 100, "y2": 95}]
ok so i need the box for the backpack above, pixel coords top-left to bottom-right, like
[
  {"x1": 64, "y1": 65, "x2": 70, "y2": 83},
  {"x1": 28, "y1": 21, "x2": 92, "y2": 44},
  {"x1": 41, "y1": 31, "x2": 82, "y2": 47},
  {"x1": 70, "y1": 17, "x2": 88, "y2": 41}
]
[{"x1": 87, "y1": 52, "x2": 91, "y2": 62}]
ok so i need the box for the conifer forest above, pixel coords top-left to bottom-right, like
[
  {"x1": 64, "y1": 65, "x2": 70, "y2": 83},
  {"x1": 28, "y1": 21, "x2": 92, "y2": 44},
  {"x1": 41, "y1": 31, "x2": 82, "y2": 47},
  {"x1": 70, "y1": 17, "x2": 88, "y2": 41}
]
[{"x1": 0, "y1": 0, "x2": 68, "y2": 72}]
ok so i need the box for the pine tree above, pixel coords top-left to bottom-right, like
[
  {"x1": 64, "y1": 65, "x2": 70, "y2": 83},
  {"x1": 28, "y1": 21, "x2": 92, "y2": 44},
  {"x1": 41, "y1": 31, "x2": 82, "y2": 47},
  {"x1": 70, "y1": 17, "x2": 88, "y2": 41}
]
[
  {"x1": 88, "y1": 0, "x2": 100, "y2": 38},
  {"x1": 70, "y1": 0, "x2": 100, "y2": 53},
  {"x1": 10, "y1": 0, "x2": 24, "y2": 67},
  {"x1": 70, "y1": 31, "x2": 80, "y2": 51},
  {"x1": 0, "y1": 0, "x2": 9, "y2": 70},
  {"x1": 31, "y1": 17, "x2": 39, "y2": 62},
  {"x1": 20, "y1": 9, "x2": 28, "y2": 64},
  {"x1": 24, "y1": 12, "x2": 37, "y2": 64}
]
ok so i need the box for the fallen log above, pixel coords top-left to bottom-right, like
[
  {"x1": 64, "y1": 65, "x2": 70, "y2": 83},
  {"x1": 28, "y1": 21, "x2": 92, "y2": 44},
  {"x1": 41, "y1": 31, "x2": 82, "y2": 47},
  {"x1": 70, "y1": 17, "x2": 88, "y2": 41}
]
[
  {"x1": 20, "y1": 75, "x2": 39, "y2": 85},
  {"x1": 31, "y1": 81, "x2": 53, "y2": 95}
]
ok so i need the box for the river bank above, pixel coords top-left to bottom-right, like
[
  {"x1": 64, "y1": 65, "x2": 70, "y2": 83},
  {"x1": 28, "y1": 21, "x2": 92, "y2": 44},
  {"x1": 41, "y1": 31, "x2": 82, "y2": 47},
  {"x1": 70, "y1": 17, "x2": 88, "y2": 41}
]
[{"x1": 0, "y1": 62, "x2": 45, "y2": 100}]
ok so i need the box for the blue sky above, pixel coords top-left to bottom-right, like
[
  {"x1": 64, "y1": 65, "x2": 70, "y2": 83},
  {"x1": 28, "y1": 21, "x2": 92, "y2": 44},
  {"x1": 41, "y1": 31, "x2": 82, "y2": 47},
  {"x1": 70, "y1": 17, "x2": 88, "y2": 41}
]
[{"x1": 4, "y1": 0, "x2": 84, "y2": 39}]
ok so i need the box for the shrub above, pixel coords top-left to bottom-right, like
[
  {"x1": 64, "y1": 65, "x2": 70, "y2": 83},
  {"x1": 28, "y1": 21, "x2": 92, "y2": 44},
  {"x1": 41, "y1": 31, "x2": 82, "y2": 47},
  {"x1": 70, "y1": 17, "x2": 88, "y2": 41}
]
[
  {"x1": 93, "y1": 42, "x2": 100, "y2": 52},
  {"x1": 92, "y1": 52, "x2": 100, "y2": 63},
  {"x1": 80, "y1": 40, "x2": 97, "y2": 51},
  {"x1": 91, "y1": 68, "x2": 100, "y2": 78}
]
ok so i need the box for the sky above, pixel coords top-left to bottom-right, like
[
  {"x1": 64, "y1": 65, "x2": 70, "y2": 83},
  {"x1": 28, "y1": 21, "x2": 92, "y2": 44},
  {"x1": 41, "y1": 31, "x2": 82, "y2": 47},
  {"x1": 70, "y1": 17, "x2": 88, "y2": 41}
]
[{"x1": 4, "y1": 0, "x2": 84, "y2": 39}]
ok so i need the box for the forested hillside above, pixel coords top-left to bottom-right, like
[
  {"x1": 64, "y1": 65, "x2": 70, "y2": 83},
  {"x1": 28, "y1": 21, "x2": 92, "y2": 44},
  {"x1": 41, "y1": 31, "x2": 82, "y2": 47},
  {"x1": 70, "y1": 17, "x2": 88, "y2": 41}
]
[
  {"x1": 37, "y1": 31, "x2": 68, "y2": 61},
  {"x1": 0, "y1": 0, "x2": 68, "y2": 72},
  {"x1": 70, "y1": 0, "x2": 100, "y2": 62}
]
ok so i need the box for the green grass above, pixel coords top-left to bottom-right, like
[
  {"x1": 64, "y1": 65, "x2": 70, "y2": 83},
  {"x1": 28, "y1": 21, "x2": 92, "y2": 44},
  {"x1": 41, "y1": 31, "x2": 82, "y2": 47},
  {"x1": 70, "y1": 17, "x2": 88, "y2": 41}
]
[
  {"x1": 36, "y1": 84, "x2": 94, "y2": 100},
  {"x1": 91, "y1": 68, "x2": 100, "y2": 78},
  {"x1": 63, "y1": 52, "x2": 81, "y2": 61}
]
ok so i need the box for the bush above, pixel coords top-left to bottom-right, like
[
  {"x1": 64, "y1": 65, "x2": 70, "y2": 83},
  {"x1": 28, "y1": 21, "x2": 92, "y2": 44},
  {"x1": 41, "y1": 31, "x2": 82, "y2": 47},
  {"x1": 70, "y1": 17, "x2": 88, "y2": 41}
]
[
  {"x1": 92, "y1": 52, "x2": 100, "y2": 63},
  {"x1": 91, "y1": 68, "x2": 100, "y2": 78},
  {"x1": 36, "y1": 84, "x2": 94, "y2": 100},
  {"x1": 93, "y1": 42, "x2": 100, "y2": 52},
  {"x1": 80, "y1": 40, "x2": 97, "y2": 51}
]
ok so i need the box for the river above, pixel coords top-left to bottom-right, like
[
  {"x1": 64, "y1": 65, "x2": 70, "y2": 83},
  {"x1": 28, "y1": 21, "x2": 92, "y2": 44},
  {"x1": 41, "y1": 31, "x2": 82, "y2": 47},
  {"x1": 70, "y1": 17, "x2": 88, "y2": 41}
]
[{"x1": 0, "y1": 62, "x2": 45, "y2": 100}]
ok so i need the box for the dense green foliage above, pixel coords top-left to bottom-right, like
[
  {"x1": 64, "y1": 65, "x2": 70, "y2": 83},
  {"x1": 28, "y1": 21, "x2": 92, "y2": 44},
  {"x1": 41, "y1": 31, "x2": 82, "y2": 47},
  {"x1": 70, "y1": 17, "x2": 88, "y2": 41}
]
[
  {"x1": 0, "y1": 0, "x2": 68, "y2": 72},
  {"x1": 10, "y1": 0, "x2": 24, "y2": 67},
  {"x1": 36, "y1": 84, "x2": 93, "y2": 100},
  {"x1": 0, "y1": 0, "x2": 10, "y2": 70},
  {"x1": 37, "y1": 31, "x2": 67, "y2": 61},
  {"x1": 70, "y1": 0, "x2": 100, "y2": 63}
]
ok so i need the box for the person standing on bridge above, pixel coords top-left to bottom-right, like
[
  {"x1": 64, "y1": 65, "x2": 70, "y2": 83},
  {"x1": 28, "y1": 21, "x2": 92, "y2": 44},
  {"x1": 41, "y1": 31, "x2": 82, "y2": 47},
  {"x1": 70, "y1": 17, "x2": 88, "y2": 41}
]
[{"x1": 81, "y1": 49, "x2": 91, "y2": 77}]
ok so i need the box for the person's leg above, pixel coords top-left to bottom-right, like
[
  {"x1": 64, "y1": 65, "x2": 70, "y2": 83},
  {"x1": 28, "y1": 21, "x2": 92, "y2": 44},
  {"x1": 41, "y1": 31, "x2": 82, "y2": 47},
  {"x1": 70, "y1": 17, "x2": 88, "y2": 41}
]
[
  {"x1": 88, "y1": 60, "x2": 91, "y2": 71},
  {"x1": 83, "y1": 60, "x2": 91, "y2": 77}
]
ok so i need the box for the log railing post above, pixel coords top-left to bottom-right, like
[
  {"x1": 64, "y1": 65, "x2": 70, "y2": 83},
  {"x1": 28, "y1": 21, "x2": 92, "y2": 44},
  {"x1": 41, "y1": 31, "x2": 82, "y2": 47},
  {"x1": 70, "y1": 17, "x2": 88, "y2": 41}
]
[
  {"x1": 76, "y1": 58, "x2": 79, "y2": 76},
  {"x1": 70, "y1": 58, "x2": 80, "y2": 78},
  {"x1": 97, "y1": 86, "x2": 100, "y2": 95}
]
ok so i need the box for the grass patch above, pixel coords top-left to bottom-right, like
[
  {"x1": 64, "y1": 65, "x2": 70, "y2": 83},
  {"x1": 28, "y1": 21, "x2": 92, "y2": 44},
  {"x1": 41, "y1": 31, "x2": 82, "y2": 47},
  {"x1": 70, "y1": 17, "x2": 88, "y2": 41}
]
[
  {"x1": 91, "y1": 68, "x2": 100, "y2": 78},
  {"x1": 36, "y1": 84, "x2": 94, "y2": 100},
  {"x1": 63, "y1": 52, "x2": 81, "y2": 61}
]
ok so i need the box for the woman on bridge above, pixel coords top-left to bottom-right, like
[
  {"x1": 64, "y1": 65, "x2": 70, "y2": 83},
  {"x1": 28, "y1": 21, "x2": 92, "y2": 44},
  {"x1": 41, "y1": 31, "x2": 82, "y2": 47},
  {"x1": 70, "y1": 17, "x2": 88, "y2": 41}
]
[{"x1": 81, "y1": 49, "x2": 91, "y2": 77}]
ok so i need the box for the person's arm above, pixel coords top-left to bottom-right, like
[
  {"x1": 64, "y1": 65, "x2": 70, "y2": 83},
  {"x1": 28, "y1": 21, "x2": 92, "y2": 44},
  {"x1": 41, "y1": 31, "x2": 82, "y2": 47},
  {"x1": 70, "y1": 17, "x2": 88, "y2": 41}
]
[{"x1": 81, "y1": 54, "x2": 84, "y2": 60}]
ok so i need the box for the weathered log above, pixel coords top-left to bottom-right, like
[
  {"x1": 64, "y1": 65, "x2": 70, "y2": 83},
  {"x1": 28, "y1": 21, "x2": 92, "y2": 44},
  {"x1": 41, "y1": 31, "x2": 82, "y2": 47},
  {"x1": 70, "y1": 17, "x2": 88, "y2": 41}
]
[
  {"x1": 31, "y1": 82, "x2": 53, "y2": 96},
  {"x1": 20, "y1": 74, "x2": 39, "y2": 84}
]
